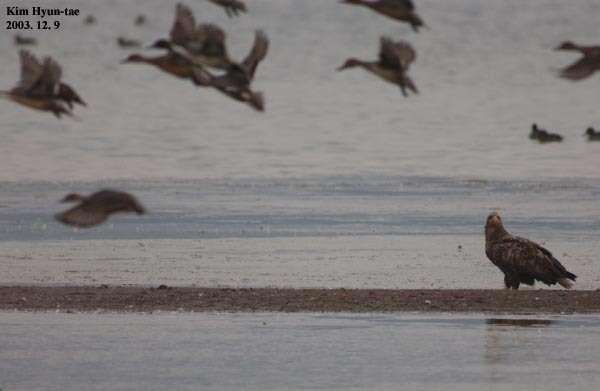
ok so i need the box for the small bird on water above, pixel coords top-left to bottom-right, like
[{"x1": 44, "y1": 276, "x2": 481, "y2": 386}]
[
  {"x1": 55, "y1": 190, "x2": 146, "y2": 228},
  {"x1": 585, "y1": 127, "x2": 600, "y2": 141},
  {"x1": 529, "y1": 124, "x2": 563, "y2": 143},
  {"x1": 484, "y1": 212, "x2": 577, "y2": 290},
  {"x1": 1, "y1": 50, "x2": 85, "y2": 118},
  {"x1": 338, "y1": 37, "x2": 418, "y2": 96}
]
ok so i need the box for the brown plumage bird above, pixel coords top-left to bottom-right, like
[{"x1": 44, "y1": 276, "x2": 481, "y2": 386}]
[
  {"x1": 55, "y1": 190, "x2": 145, "y2": 228},
  {"x1": 1, "y1": 50, "x2": 85, "y2": 118},
  {"x1": 341, "y1": 0, "x2": 424, "y2": 32},
  {"x1": 555, "y1": 41, "x2": 600, "y2": 81},
  {"x1": 485, "y1": 212, "x2": 577, "y2": 290},
  {"x1": 156, "y1": 3, "x2": 234, "y2": 70},
  {"x1": 186, "y1": 30, "x2": 269, "y2": 111},
  {"x1": 338, "y1": 37, "x2": 418, "y2": 96},
  {"x1": 207, "y1": 0, "x2": 247, "y2": 17}
]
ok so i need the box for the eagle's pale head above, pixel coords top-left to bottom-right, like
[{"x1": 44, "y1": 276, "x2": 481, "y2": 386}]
[{"x1": 485, "y1": 212, "x2": 507, "y2": 241}]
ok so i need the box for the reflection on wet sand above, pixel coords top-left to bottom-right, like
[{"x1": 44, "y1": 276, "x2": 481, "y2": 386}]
[
  {"x1": 484, "y1": 318, "x2": 554, "y2": 383},
  {"x1": 486, "y1": 318, "x2": 554, "y2": 327}
]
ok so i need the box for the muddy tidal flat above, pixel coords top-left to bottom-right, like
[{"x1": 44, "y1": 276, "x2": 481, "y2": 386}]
[{"x1": 2, "y1": 286, "x2": 600, "y2": 314}]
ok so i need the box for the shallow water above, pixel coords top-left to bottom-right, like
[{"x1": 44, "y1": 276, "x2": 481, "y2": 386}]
[
  {"x1": 0, "y1": 1, "x2": 599, "y2": 289},
  {"x1": 1, "y1": 311, "x2": 600, "y2": 391}
]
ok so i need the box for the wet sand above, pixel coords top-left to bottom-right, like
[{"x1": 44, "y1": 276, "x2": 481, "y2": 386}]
[{"x1": 2, "y1": 286, "x2": 600, "y2": 313}]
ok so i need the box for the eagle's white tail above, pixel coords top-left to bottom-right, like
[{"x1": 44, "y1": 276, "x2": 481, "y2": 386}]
[{"x1": 558, "y1": 278, "x2": 574, "y2": 289}]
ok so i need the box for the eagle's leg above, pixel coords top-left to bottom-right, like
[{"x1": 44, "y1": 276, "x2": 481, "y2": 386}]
[{"x1": 504, "y1": 274, "x2": 520, "y2": 290}]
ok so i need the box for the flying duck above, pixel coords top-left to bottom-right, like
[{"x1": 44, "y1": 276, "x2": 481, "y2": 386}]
[
  {"x1": 555, "y1": 41, "x2": 600, "y2": 81},
  {"x1": 1, "y1": 50, "x2": 85, "y2": 118},
  {"x1": 207, "y1": 0, "x2": 247, "y2": 17},
  {"x1": 149, "y1": 3, "x2": 234, "y2": 71},
  {"x1": 190, "y1": 30, "x2": 269, "y2": 111},
  {"x1": 341, "y1": 0, "x2": 424, "y2": 32},
  {"x1": 55, "y1": 190, "x2": 145, "y2": 228},
  {"x1": 338, "y1": 37, "x2": 418, "y2": 96}
]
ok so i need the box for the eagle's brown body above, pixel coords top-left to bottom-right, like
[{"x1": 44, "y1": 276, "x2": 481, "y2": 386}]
[{"x1": 484, "y1": 212, "x2": 576, "y2": 290}]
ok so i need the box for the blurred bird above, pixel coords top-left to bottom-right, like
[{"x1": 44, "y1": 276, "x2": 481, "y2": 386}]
[
  {"x1": 83, "y1": 14, "x2": 96, "y2": 25},
  {"x1": 135, "y1": 14, "x2": 147, "y2": 26},
  {"x1": 1, "y1": 50, "x2": 85, "y2": 118},
  {"x1": 341, "y1": 0, "x2": 424, "y2": 32},
  {"x1": 338, "y1": 37, "x2": 417, "y2": 96},
  {"x1": 117, "y1": 37, "x2": 142, "y2": 48},
  {"x1": 190, "y1": 30, "x2": 269, "y2": 111},
  {"x1": 148, "y1": 3, "x2": 235, "y2": 70},
  {"x1": 585, "y1": 127, "x2": 600, "y2": 141},
  {"x1": 14, "y1": 34, "x2": 37, "y2": 46},
  {"x1": 555, "y1": 41, "x2": 600, "y2": 81},
  {"x1": 207, "y1": 0, "x2": 247, "y2": 17},
  {"x1": 55, "y1": 190, "x2": 145, "y2": 228},
  {"x1": 530, "y1": 124, "x2": 563, "y2": 143}
]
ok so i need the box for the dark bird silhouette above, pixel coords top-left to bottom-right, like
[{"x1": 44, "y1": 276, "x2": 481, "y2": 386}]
[
  {"x1": 83, "y1": 15, "x2": 96, "y2": 25},
  {"x1": 55, "y1": 190, "x2": 145, "y2": 228},
  {"x1": 485, "y1": 212, "x2": 576, "y2": 290},
  {"x1": 341, "y1": 0, "x2": 424, "y2": 32},
  {"x1": 14, "y1": 34, "x2": 37, "y2": 46},
  {"x1": 1, "y1": 50, "x2": 85, "y2": 118},
  {"x1": 135, "y1": 14, "x2": 147, "y2": 26},
  {"x1": 555, "y1": 41, "x2": 600, "y2": 81},
  {"x1": 338, "y1": 37, "x2": 417, "y2": 96},
  {"x1": 529, "y1": 123, "x2": 542, "y2": 140},
  {"x1": 117, "y1": 37, "x2": 142, "y2": 48},
  {"x1": 207, "y1": 0, "x2": 247, "y2": 17},
  {"x1": 530, "y1": 124, "x2": 562, "y2": 143},
  {"x1": 585, "y1": 127, "x2": 600, "y2": 141}
]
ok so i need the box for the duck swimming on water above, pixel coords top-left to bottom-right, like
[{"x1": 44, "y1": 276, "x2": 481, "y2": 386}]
[
  {"x1": 338, "y1": 37, "x2": 418, "y2": 97},
  {"x1": 585, "y1": 127, "x2": 600, "y2": 141},
  {"x1": 341, "y1": 0, "x2": 424, "y2": 32}
]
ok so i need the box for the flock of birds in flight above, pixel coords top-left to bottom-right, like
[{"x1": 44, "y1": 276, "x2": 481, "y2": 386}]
[{"x1": 0, "y1": 0, "x2": 596, "y2": 290}]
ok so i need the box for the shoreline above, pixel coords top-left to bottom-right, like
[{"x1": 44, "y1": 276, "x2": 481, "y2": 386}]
[{"x1": 1, "y1": 286, "x2": 600, "y2": 314}]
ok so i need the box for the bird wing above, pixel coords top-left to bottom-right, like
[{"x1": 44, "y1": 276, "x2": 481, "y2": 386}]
[
  {"x1": 488, "y1": 235, "x2": 576, "y2": 284},
  {"x1": 241, "y1": 30, "x2": 269, "y2": 80},
  {"x1": 208, "y1": 0, "x2": 247, "y2": 17},
  {"x1": 559, "y1": 53, "x2": 600, "y2": 81},
  {"x1": 379, "y1": 37, "x2": 416, "y2": 70},
  {"x1": 17, "y1": 50, "x2": 44, "y2": 91},
  {"x1": 170, "y1": 3, "x2": 196, "y2": 45},
  {"x1": 192, "y1": 24, "x2": 227, "y2": 56}
]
